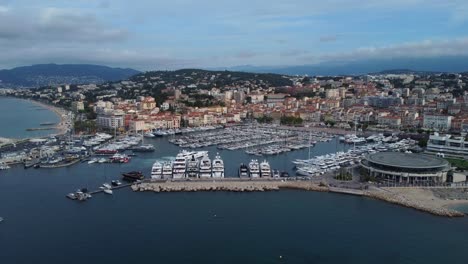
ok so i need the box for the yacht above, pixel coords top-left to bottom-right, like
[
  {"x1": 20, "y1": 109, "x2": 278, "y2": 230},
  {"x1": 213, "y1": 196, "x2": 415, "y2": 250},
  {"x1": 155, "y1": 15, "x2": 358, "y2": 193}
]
[
  {"x1": 144, "y1": 132, "x2": 155, "y2": 138},
  {"x1": 186, "y1": 155, "x2": 199, "y2": 178},
  {"x1": 103, "y1": 189, "x2": 113, "y2": 195},
  {"x1": 111, "y1": 180, "x2": 122, "y2": 186},
  {"x1": 151, "y1": 161, "x2": 163, "y2": 179},
  {"x1": 211, "y1": 153, "x2": 224, "y2": 178},
  {"x1": 260, "y1": 160, "x2": 271, "y2": 177},
  {"x1": 199, "y1": 155, "x2": 212, "y2": 178},
  {"x1": 102, "y1": 183, "x2": 112, "y2": 189},
  {"x1": 162, "y1": 161, "x2": 173, "y2": 179},
  {"x1": 131, "y1": 144, "x2": 155, "y2": 152},
  {"x1": 172, "y1": 153, "x2": 187, "y2": 179},
  {"x1": 239, "y1": 163, "x2": 249, "y2": 178},
  {"x1": 248, "y1": 159, "x2": 260, "y2": 178}
]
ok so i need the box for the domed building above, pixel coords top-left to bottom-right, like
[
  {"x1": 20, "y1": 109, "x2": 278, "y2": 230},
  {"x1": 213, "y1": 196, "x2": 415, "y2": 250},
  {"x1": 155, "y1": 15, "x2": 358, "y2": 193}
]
[{"x1": 361, "y1": 152, "x2": 450, "y2": 184}]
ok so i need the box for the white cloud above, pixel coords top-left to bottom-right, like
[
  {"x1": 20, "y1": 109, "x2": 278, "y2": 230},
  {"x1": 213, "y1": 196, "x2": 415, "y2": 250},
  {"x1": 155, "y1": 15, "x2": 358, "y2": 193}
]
[{"x1": 315, "y1": 38, "x2": 468, "y2": 62}]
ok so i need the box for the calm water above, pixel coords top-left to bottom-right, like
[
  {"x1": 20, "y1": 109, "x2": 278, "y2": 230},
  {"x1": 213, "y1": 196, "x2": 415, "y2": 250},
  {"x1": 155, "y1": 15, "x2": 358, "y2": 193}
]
[
  {"x1": 1, "y1": 111, "x2": 468, "y2": 263},
  {"x1": 0, "y1": 97, "x2": 60, "y2": 138}
]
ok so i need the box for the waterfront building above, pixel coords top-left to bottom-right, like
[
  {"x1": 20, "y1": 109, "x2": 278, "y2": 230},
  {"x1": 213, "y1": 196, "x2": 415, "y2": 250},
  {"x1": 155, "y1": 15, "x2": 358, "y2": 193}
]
[
  {"x1": 426, "y1": 133, "x2": 468, "y2": 157},
  {"x1": 423, "y1": 114, "x2": 452, "y2": 130},
  {"x1": 361, "y1": 152, "x2": 449, "y2": 184}
]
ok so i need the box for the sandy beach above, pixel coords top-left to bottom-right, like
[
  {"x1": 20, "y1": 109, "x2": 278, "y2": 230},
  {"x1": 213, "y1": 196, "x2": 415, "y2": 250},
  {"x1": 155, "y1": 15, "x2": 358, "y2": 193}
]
[{"x1": 26, "y1": 99, "x2": 70, "y2": 137}]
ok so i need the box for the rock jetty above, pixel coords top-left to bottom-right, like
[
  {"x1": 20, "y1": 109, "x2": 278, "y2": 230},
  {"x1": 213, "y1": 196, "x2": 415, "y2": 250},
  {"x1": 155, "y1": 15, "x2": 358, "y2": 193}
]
[
  {"x1": 131, "y1": 180, "x2": 465, "y2": 217},
  {"x1": 132, "y1": 180, "x2": 328, "y2": 193}
]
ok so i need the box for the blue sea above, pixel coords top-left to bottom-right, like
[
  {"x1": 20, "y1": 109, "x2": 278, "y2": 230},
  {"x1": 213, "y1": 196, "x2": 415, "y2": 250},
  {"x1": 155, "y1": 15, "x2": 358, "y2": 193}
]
[
  {"x1": 0, "y1": 97, "x2": 60, "y2": 138},
  {"x1": 1, "y1": 101, "x2": 468, "y2": 264}
]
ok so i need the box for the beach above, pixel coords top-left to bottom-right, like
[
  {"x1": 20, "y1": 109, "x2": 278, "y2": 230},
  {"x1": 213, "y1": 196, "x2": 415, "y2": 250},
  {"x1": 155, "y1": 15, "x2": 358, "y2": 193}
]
[{"x1": 28, "y1": 99, "x2": 69, "y2": 136}]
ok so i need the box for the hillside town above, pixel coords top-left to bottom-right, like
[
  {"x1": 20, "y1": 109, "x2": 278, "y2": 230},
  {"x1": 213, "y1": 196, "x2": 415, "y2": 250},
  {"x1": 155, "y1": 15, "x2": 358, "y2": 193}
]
[{"x1": 2, "y1": 69, "x2": 468, "y2": 136}]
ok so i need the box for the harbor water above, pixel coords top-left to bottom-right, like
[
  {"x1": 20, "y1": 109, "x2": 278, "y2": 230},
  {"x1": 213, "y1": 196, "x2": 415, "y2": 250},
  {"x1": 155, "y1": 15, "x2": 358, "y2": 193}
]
[{"x1": 1, "y1": 101, "x2": 468, "y2": 263}]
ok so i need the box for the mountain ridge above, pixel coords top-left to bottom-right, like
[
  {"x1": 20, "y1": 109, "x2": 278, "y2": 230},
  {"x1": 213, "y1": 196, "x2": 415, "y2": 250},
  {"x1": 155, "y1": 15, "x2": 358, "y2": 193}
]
[{"x1": 0, "y1": 63, "x2": 140, "y2": 88}]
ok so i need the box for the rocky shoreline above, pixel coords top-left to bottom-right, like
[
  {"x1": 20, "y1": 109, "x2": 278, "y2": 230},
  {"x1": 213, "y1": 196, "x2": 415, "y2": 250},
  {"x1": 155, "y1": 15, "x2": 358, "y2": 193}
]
[
  {"x1": 132, "y1": 181, "x2": 466, "y2": 218},
  {"x1": 364, "y1": 189, "x2": 465, "y2": 217}
]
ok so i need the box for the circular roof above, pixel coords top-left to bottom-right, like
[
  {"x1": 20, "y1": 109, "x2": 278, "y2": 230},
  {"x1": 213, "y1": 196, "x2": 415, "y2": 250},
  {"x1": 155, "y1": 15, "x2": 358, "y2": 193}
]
[{"x1": 366, "y1": 152, "x2": 449, "y2": 169}]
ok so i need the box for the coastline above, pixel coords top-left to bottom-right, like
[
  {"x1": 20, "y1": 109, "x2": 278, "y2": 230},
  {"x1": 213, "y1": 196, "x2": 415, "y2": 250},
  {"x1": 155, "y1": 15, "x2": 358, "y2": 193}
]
[
  {"x1": 27, "y1": 99, "x2": 69, "y2": 137},
  {"x1": 132, "y1": 180, "x2": 467, "y2": 217},
  {"x1": 0, "y1": 96, "x2": 69, "y2": 139}
]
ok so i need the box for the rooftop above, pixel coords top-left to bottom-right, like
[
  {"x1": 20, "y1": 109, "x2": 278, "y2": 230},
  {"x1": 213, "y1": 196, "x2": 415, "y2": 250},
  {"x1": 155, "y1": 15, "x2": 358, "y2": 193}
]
[{"x1": 366, "y1": 152, "x2": 449, "y2": 169}]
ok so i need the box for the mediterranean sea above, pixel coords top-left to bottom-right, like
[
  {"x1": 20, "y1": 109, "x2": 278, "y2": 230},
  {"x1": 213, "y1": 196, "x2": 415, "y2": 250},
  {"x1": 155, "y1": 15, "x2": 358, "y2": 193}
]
[
  {"x1": 0, "y1": 97, "x2": 60, "y2": 139},
  {"x1": 1, "y1": 116, "x2": 468, "y2": 263}
]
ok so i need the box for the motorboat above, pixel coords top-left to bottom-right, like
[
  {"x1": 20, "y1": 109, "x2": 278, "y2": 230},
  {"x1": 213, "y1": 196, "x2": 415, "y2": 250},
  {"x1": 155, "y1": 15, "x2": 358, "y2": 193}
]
[
  {"x1": 111, "y1": 180, "x2": 122, "y2": 186},
  {"x1": 199, "y1": 155, "x2": 212, "y2": 178},
  {"x1": 249, "y1": 159, "x2": 260, "y2": 178},
  {"x1": 102, "y1": 183, "x2": 112, "y2": 189},
  {"x1": 131, "y1": 144, "x2": 155, "y2": 152},
  {"x1": 211, "y1": 153, "x2": 224, "y2": 178},
  {"x1": 103, "y1": 189, "x2": 113, "y2": 195},
  {"x1": 260, "y1": 160, "x2": 271, "y2": 177},
  {"x1": 144, "y1": 132, "x2": 155, "y2": 138}
]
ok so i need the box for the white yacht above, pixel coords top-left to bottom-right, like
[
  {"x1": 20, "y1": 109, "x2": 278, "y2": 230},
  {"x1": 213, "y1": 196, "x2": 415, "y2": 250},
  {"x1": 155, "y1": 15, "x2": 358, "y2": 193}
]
[
  {"x1": 249, "y1": 159, "x2": 260, "y2": 178},
  {"x1": 151, "y1": 161, "x2": 163, "y2": 179},
  {"x1": 260, "y1": 160, "x2": 271, "y2": 177},
  {"x1": 144, "y1": 132, "x2": 155, "y2": 138},
  {"x1": 162, "y1": 161, "x2": 173, "y2": 179},
  {"x1": 186, "y1": 155, "x2": 199, "y2": 178},
  {"x1": 172, "y1": 153, "x2": 187, "y2": 179},
  {"x1": 199, "y1": 155, "x2": 212, "y2": 178},
  {"x1": 102, "y1": 183, "x2": 112, "y2": 189},
  {"x1": 211, "y1": 153, "x2": 224, "y2": 178},
  {"x1": 103, "y1": 189, "x2": 113, "y2": 195}
]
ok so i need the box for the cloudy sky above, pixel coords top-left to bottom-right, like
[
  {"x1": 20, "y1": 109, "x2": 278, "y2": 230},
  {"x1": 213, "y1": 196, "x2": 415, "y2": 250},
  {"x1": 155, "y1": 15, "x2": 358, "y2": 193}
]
[{"x1": 0, "y1": 0, "x2": 467, "y2": 70}]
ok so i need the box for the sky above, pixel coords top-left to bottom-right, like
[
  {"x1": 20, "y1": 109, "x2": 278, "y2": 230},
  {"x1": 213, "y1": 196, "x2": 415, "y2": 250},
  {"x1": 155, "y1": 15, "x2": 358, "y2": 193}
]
[{"x1": 0, "y1": 0, "x2": 467, "y2": 70}]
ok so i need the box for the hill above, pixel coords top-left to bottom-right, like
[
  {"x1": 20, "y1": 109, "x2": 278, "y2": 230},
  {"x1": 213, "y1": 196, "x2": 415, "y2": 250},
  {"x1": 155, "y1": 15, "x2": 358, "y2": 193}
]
[
  {"x1": 0, "y1": 64, "x2": 140, "y2": 88},
  {"x1": 131, "y1": 68, "x2": 293, "y2": 87}
]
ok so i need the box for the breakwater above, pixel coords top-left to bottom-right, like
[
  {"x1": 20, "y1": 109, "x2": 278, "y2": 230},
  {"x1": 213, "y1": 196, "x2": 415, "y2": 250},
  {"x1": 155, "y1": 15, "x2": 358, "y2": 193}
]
[
  {"x1": 132, "y1": 180, "x2": 465, "y2": 217},
  {"x1": 132, "y1": 180, "x2": 329, "y2": 193}
]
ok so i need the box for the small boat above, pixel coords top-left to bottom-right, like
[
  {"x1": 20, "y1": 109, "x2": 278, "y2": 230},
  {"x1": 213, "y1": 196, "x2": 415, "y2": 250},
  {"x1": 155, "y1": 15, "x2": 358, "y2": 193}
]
[
  {"x1": 102, "y1": 183, "x2": 112, "y2": 189},
  {"x1": 66, "y1": 193, "x2": 77, "y2": 200},
  {"x1": 131, "y1": 144, "x2": 155, "y2": 152},
  {"x1": 0, "y1": 217, "x2": 3, "y2": 223},
  {"x1": 111, "y1": 180, "x2": 122, "y2": 186},
  {"x1": 103, "y1": 189, "x2": 113, "y2": 195}
]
